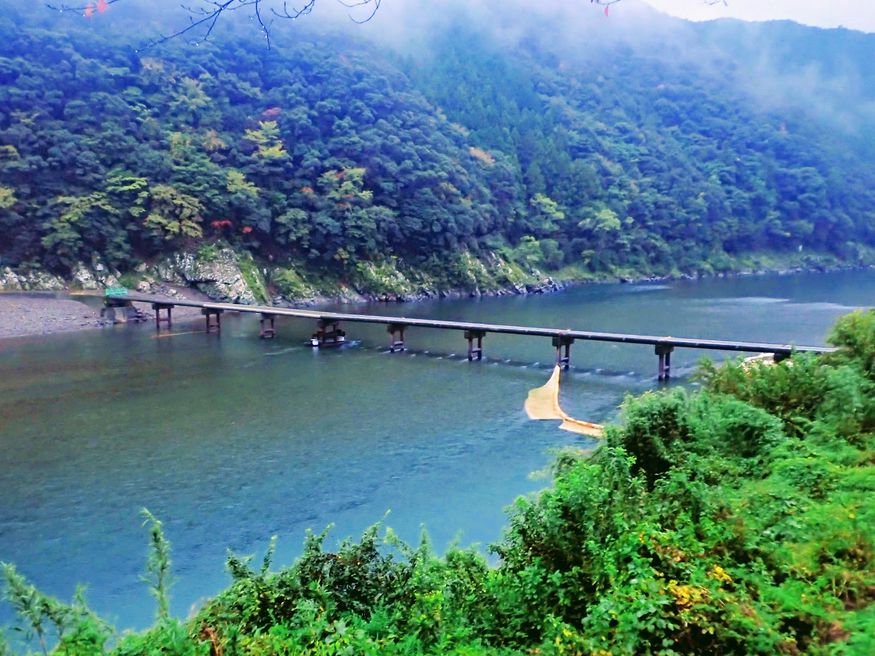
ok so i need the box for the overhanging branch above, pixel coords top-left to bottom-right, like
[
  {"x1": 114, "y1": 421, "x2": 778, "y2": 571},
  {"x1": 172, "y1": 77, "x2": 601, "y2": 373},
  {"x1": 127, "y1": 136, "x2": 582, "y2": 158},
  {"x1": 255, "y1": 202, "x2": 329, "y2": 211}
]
[
  {"x1": 45, "y1": 0, "x2": 382, "y2": 49},
  {"x1": 46, "y1": 0, "x2": 727, "y2": 50}
]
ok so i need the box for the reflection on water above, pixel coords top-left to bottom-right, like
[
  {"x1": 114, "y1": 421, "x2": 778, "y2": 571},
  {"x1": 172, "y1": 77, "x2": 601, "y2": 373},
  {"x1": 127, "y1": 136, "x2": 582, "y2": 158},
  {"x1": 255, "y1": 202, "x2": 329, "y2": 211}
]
[{"x1": 0, "y1": 269, "x2": 872, "y2": 630}]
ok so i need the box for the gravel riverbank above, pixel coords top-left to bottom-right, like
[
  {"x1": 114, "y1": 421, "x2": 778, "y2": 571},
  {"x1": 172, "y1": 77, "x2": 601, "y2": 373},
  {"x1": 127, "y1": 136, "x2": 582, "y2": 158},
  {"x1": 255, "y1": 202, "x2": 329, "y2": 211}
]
[
  {"x1": 0, "y1": 294, "x2": 103, "y2": 339},
  {"x1": 0, "y1": 291, "x2": 208, "y2": 340}
]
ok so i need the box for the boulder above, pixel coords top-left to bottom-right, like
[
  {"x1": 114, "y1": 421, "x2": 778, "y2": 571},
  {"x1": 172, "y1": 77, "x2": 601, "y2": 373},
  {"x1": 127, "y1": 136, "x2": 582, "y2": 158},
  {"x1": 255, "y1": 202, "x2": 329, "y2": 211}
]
[
  {"x1": 136, "y1": 277, "x2": 156, "y2": 294},
  {"x1": 71, "y1": 264, "x2": 99, "y2": 290},
  {"x1": 1, "y1": 267, "x2": 22, "y2": 291}
]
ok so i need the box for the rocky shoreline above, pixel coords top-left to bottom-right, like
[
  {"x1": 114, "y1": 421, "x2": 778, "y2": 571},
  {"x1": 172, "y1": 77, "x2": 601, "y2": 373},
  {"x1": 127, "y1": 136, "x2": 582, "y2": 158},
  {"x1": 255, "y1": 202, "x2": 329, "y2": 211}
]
[
  {"x1": 0, "y1": 278, "x2": 565, "y2": 341},
  {"x1": 1, "y1": 249, "x2": 569, "y2": 311},
  {"x1": 1, "y1": 259, "x2": 870, "y2": 341},
  {"x1": 296, "y1": 276, "x2": 567, "y2": 306}
]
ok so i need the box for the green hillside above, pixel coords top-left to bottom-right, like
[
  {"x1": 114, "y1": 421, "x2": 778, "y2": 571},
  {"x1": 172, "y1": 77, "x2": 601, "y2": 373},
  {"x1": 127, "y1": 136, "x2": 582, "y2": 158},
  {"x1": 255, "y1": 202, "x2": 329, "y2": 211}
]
[{"x1": 1, "y1": 4, "x2": 874, "y2": 298}]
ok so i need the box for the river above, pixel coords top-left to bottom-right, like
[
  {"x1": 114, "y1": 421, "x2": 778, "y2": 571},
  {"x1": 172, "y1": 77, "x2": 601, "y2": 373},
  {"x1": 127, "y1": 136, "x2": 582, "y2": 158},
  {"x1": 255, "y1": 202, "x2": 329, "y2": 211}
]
[{"x1": 0, "y1": 270, "x2": 872, "y2": 631}]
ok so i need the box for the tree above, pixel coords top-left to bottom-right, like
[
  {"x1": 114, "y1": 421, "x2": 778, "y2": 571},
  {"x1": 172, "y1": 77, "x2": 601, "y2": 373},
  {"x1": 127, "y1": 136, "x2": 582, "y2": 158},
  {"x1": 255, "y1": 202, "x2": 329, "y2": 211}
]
[
  {"x1": 143, "y1": 184, "x2": 205, "y2": 242},
  {"x1": 42, "y1": 193, "x2": 127, "y2": 269}
]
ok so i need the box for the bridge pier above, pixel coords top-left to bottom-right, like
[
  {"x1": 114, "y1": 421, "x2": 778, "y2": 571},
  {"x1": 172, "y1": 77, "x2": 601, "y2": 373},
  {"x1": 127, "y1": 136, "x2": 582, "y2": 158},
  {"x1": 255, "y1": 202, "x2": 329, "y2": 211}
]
[
  {"x1": 152, "y1": 303, "x2": 173, "y2": 332},
  {"x1": 388, "y1": 324, "x2": 406, "y2": 352},
  {"x1": 103, "y1": 296, "x2": 147, "y2": 323},
  {"x1": 553, "y1": 335, "x2": 574, "y2": 370},
  {"x1": 259, "y1": 313, "x2": 276, "y2": 339},
  {"x1": 202, "y1": 308, "x2": 223, "y2": 334},
  {"x1": 656, "y1": 344, "x2": 674, "y2": 381},
  {"x1": 311, "y1": 319, "x2": 346, "y2": 348},
  {"x1": 465, "y1": 330, "x2": 485, "y2": 361}
]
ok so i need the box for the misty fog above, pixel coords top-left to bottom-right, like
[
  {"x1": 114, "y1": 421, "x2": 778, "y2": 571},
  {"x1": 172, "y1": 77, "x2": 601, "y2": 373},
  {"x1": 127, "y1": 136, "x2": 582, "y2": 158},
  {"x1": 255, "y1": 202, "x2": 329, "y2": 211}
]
[{"x1": 10, "y1": 0, "x2": 870, "y2": 140}]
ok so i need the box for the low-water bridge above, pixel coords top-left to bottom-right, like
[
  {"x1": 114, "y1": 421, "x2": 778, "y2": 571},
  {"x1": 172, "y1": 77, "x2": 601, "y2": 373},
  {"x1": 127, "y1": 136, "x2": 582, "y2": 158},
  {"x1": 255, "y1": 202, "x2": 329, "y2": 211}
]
[{"x1": 101, "y1": 291, "x2": 836, "y2": 381}]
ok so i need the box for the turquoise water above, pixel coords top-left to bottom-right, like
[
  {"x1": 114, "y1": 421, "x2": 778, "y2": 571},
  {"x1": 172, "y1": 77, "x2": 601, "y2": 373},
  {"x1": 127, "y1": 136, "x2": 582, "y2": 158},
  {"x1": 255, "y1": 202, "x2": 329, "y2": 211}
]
[{"x1": 0, "y1": 270, "x2": 872, "y2": 630}]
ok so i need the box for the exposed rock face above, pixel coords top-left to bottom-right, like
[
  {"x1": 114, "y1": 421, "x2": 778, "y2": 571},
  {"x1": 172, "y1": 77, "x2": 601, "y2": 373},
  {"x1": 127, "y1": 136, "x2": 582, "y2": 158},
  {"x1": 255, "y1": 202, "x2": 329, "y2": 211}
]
[
  {"x1": 153, "y1": 250, "x2": 255, "y2": 304},
  {"x1": 0, "y1": 267, "x2": 66, "y2": 291},
  {"x1": 0, "y1": 260, "x2": 122, "y2": 292},
  {"x1": 1, "y1": 267, "x2": 22, "y2": 291},
  {"x1": 69, "y1": 259, "x2": 121, "y2": 290},
  {"x1": 71, "y1": 264, "x2": 99, "y2": 290},
  {"x1": 0, "y1": 248, "x2": 565, "y2": 305}
]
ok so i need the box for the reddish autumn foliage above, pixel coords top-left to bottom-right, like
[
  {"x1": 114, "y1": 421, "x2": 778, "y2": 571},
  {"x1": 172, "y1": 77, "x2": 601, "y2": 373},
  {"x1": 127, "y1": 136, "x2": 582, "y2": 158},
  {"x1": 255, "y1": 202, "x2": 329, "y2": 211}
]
[
  {"x1": 241, "y1": 226, "x2": 253, "y2": 234},
  {"x1": 210, "y1": 220, "x2": 233, "y2": 230},
  {"x1": 262, "y1": 107, "x2": 282, "y2": 119}
]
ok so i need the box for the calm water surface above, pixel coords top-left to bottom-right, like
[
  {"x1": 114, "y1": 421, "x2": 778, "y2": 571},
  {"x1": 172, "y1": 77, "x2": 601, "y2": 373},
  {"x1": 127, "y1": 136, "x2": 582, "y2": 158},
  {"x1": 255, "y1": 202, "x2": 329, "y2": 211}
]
[{"x1": 0, "y1": 270, "x2": 872, "y2": 630}]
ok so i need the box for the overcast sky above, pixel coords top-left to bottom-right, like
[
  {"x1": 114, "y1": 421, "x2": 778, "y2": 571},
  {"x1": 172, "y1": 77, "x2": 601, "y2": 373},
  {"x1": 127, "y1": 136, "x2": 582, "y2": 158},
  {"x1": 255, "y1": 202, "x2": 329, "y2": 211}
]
[{"x1": 643, "y1": 0, "x2": 875, "y2": 33}]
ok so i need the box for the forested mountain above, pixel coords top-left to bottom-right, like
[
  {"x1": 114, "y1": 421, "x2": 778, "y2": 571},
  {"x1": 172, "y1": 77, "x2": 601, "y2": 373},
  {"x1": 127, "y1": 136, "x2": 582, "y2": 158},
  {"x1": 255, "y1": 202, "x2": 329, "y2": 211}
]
[{"x1": 1, "y1": 1, "x2": 873, "y2": 298}]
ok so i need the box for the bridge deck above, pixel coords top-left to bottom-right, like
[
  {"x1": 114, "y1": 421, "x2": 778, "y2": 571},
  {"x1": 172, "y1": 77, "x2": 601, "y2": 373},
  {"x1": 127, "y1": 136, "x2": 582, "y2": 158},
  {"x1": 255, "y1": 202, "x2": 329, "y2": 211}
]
[{"x1": 107, "y1": 292, "x2": 835, "y2": 356}]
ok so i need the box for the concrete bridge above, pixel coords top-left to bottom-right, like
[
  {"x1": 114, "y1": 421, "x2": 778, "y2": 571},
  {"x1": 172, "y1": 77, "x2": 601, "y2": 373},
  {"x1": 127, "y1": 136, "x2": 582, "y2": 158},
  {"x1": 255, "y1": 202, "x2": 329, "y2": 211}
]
[{"x1": 101, "y1": 291, "x2": 836, "y2": 381}]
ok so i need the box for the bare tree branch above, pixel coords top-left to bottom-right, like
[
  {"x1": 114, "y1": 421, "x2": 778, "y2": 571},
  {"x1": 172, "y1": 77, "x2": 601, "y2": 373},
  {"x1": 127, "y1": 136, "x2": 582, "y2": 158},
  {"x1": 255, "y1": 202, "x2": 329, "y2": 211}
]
[
  {"x1": 45, "y1": 0, "x2": 381, "y2": 49},
  {"x1": 46, "y1": 0, "x2": 726, "y2": 50},
  {"x1": 337, "y1": 0, "x2": 380, "y2": 25},
  {"x1": 271, "y1": 1, "x2": 317, "y2": 21}
]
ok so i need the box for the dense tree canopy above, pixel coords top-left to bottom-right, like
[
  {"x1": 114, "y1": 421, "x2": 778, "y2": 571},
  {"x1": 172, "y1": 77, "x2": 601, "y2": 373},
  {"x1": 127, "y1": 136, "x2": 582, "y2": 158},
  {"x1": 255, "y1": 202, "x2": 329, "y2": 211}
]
[{"x1": 0, "y1": 5, "x2": 873, "y2": 289}]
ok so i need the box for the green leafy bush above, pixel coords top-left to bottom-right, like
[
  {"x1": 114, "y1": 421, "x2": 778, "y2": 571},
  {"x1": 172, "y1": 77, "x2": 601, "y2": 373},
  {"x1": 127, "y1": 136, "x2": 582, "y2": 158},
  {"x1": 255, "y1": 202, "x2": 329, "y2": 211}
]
[{"x1": 828, "y1": 310, "x2": 875, "y2": 379}]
